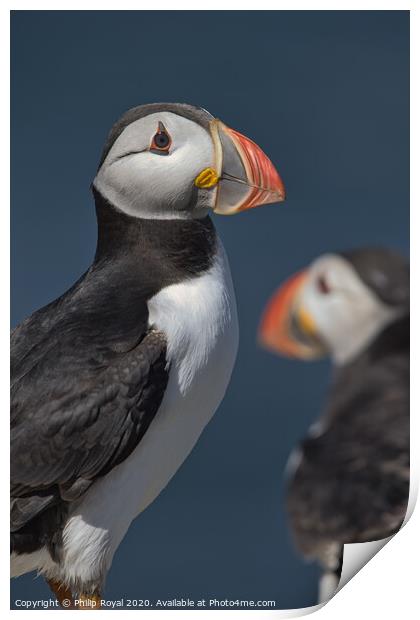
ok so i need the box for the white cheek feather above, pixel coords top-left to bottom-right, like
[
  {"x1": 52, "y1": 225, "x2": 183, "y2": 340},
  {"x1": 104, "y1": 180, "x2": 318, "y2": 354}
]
[
  {"x1": 94, "y1": 111, "x2": 215, "y2": 220},
  {"x1": 302, "y1": 255, "x2": 402, "y2": 366}
]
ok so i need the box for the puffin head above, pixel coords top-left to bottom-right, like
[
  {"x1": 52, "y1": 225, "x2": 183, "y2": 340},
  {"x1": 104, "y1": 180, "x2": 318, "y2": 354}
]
[
  {"x1": 93, "y1": 103, "x2": 285, "y2": 220},
  {"x1": 259, "y1": 248, "x2": 409, "y2": 365}
]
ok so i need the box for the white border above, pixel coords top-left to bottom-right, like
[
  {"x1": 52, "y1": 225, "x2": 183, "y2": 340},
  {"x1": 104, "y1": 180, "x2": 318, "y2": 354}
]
[{"x1": 4, "y1": 3, "x2": 416, "y2": 618}]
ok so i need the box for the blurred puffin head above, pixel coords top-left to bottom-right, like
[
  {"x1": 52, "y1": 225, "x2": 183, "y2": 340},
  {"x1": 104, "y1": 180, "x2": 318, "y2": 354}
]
[
  {"x1": 259, "y1": 248, "x2": 409, "y2": 365},
  {"x1": 94, "y1": 103, "x2": 285, "y2": 220}
]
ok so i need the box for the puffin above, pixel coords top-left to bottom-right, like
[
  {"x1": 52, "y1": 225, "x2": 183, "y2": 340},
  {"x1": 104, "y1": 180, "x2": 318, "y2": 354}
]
[
  {"x1": 11, "y1": 102, "x2": 285, "y2": 607},
  {"x1": 259, "y1": 247, "x2": 409, "y2": 602}
]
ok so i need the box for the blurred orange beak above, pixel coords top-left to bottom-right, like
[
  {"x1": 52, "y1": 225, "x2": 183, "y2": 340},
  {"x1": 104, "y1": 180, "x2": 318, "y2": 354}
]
[
  {"x1": 258, "y1": 270, "x2": 326, "y2": 360},
  {"x1": 207, "y1": 119, "x2": 285, "y2": 215}
]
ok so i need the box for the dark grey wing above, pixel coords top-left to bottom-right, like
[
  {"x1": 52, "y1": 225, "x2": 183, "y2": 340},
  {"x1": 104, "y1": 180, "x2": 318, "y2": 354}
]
[
  {"x1": 11, "y1": 327, "x2": 168, "y2": 531},
  {"x1": 11, "y1": 272, "x2": 88, "y2": 390},
  {"x1": 287, "y1": 355, "x2": 409, "y2": 561}
]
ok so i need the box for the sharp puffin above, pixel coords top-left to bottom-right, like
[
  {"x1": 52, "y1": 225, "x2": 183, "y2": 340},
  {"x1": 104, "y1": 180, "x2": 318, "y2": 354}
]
[
  {"x1": 11, "y1": 102, "x2": 285, "y2": 607},
  {"x1": 259, "y1": 248, "x2": 409, "y2": 602}
]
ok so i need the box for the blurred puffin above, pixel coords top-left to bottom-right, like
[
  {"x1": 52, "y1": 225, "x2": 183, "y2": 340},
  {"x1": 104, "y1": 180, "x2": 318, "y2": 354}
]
[
  {"x1": 11, "y1": 103, "x2": 285, "y2": 606},
  {"x1": 259, "y1": 248, "x2": 409, "y2": 602}
]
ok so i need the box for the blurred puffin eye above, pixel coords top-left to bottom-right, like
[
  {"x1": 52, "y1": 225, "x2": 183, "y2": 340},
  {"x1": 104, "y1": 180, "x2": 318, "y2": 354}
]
[
  {"x1": 150, "y1": 122, "x2": 171, "y2": 154},
  {"x1": 317, "y1": 275, "x2": 331, "y2": 295}
]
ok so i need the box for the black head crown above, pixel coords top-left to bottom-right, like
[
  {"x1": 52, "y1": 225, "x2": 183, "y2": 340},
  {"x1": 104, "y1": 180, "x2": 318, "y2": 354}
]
[{"x1": 339, "y1": 247, "x2": 409, "y2": 309}]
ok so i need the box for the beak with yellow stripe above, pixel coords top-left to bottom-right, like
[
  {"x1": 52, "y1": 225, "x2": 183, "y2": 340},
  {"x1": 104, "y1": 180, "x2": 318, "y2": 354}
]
[
  {"x1": 258, "y1": 270, "x2": 327, "y2": 360},
  {"x1": 194, "y1": 119, "x2": 285, "y2": 215}
]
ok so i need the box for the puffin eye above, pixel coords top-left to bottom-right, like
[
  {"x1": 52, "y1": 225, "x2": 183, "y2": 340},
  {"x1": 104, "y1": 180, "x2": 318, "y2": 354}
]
[
  {"x1": 317, "y1": 275, "x2": 331, "y2": 295},
  {"x1": 150, "y1": 122, "x2": 171, "y2": 154}
]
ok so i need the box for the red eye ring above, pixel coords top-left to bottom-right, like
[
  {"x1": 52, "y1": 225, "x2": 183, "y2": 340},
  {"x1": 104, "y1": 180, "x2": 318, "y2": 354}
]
[
  {"x1": 317, "y1": 275, "x2": 331, "y2": 294},
  {"x1": 150, "y1": 122, "x2": 171, "y2": 153}
]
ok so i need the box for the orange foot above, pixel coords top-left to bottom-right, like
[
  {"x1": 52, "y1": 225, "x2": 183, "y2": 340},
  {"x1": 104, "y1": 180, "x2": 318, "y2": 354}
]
[
  {"x1": 46, "y1": 578, "x2": 74, "y2": 609},
  {"x1": 75, "y1": 592, "x2": 102, "y2": 610}
]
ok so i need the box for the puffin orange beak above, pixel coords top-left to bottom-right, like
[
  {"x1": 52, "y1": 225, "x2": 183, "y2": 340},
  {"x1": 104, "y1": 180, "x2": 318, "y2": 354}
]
[
  {"x1": 198, "y1": 119, "x2": 285, "y2": 215},
  {"x1": 258, "y1": 270, "x2": 326, "y2": 360}
]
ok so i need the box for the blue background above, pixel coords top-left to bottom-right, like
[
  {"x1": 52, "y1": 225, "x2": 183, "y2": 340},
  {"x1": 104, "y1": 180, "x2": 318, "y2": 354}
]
[{"x1": 11, "y1": 10, "x2": 409, "y2": 610}]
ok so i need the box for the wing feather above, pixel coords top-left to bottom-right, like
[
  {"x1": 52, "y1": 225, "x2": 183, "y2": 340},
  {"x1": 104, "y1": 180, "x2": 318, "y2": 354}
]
[{"x1": 11, "y1": 318, "x2": 168, "y2": 531}]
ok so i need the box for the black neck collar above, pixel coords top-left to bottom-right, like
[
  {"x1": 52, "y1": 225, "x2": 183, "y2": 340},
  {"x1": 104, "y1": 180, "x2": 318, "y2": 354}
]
[
  {"x1": 366, "y1": 314, "x2": 410, "y2": 362},
  {"x1": 92, "y1": 187, "x2": 217, "y2": 297}
]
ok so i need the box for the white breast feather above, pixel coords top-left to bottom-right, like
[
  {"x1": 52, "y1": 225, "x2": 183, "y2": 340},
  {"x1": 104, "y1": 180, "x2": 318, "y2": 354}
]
[{"x1": 148, "y1": 241, "x2": 236, "y2": 393}]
